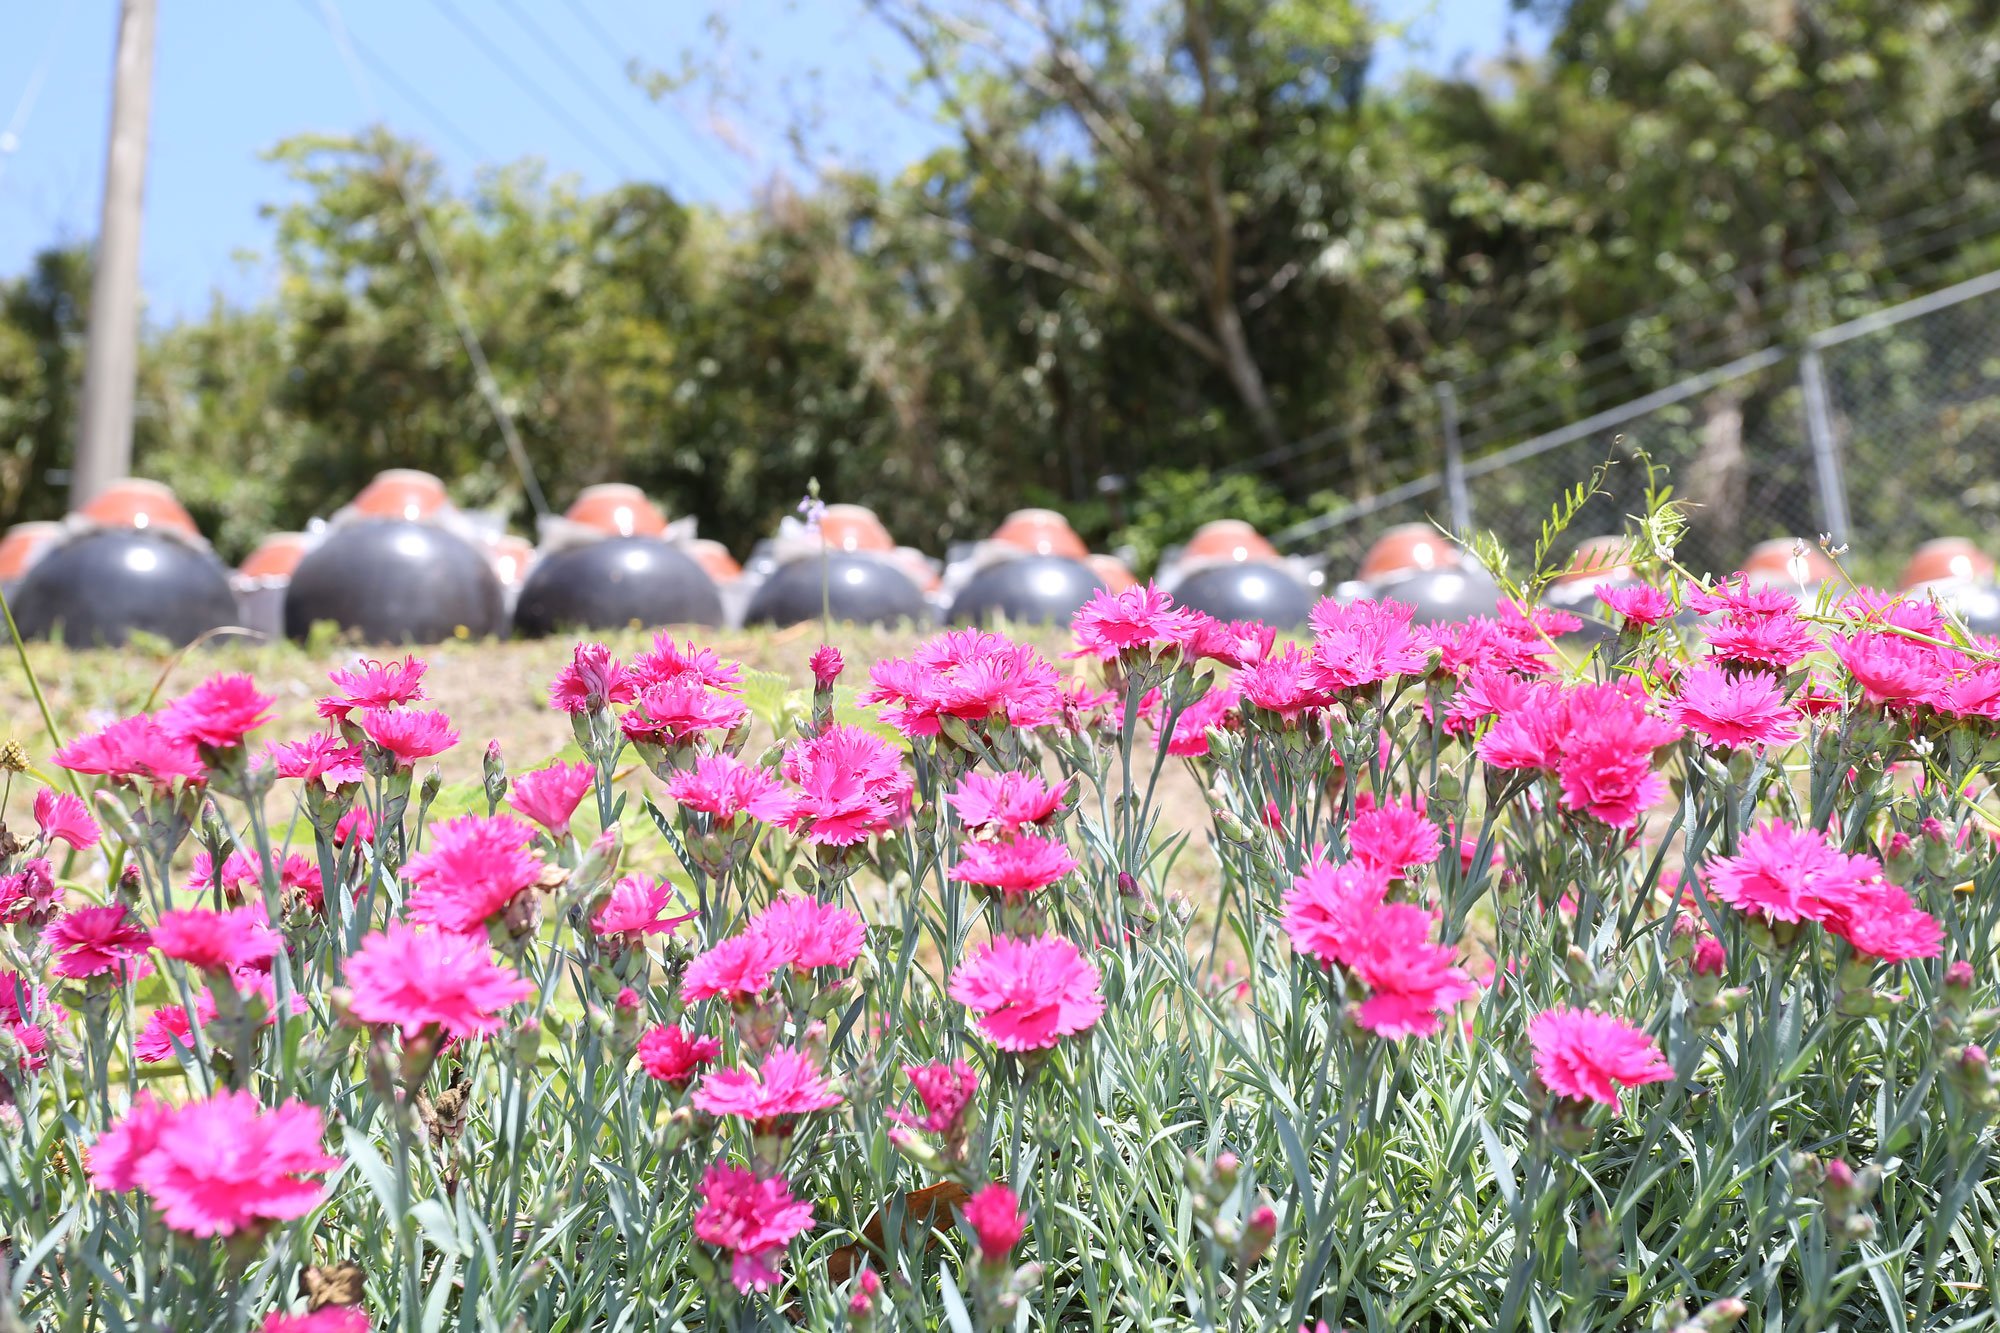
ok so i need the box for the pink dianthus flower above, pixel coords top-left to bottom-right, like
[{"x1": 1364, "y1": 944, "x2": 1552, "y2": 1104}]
[
  {"x1": 52, "y1": 715, "x2": 206, "y2": 789},
  {"x1": 776, "y1": 724, "x2": 912, "y2": 845},
  {"x1": 403, "y1": 814, "x2": 543, "y2": 934},
  {"x1": 48, "y1": 906, "x2": 151, "y2": 980},
  {"x1": 665, "y1": 753, "x2": 793, "y2": 826},
  {"x1": 1528, "y1": 1007, "x2": 1674, "y2": 1106},
  {"x1": 357, "y1": 708, "x2": 459, "y2": 767},
  {"x1": 961, "y1": 1183, "x2": 1026, "y2": 1262},
  {"x1": 637, "y1": 1023, "x2": 721, "y2": 1086},
  {"x1": 950, "y1": 830, "x2": 1077, "y2": 898},
  {"x1": 1067, "y1": 584, "x2": 1206, "y2": 660},
  {"x1": 682, "y1": 932, "x2": 790, "y2": 1004},
  {"x1": 158, "y1": 673, "x2": 276, "y2": 750},
  {"x1": 1597, "y1": 583, "x2": 1676, "y2": 625},
  {"x1": 693, "y1": 1163, "x2": 815, "y2": 1294},
  {"x1": 945, "y1": 771, "x2": 1067, "y2": 833},
  {"x1": 548, "y1": 641, "x2": 634, "y2": 714},
  {"x1": 33, "y1": 788, "x2": 100, "y2": 849},
  {"x1": 693, "y1": 1045, "x2": 843, "y2": 1133},
  {"x1": 948, "y1": 934, "x2": 1104, "y2": 1051},
  {"x1": 344, "y1": 922, "x2": 534, "y2": 1038},
  {"x1": 1668, "y1": 665, "x2": 1803, "y2": 750},
  {"x1": 152, "y1": 906, "x2": 280, "y2": 972},
  {"x1": 749, "y1": 895, "x2": 866, "y2": 970},
  {"x1": 319, "y1": 655, "x2": 428, "y2": 723},
  {"x1": 591, "y1": 876, "x2": 695, "y2": 943},
  {"x1": 508, "y1": 760, "x2": 596, "y2": 837}
]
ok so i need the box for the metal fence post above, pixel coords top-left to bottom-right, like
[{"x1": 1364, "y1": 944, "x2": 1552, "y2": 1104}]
[
  {"x1": 1798, "y1": 345, "x2": 1852, "y2": 545},
  {"x1": 1437, "y1": 382, "x2": 1472, "y2": 534}
]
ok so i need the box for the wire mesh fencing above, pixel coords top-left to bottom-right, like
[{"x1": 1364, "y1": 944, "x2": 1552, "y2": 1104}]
[{"x1": 1274, "y1": 269, "x2": 2000, "y2": 590}]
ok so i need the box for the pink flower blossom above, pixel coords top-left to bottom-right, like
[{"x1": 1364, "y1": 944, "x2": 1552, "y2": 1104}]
[
  {"x1": 1687, "y1": 574, "x2": 1805, "y2": 619},
  {"x1": 950, "y1": 830, "x2": 1077, "y2": 898},
  {"x1": 888, "y1": 1060, "x2": 978, "y2": 1136},
  {"x1": 319, "y1": 655, "x2": 428, "y2": 723},
  {"x1": 693, "y1": 1045, "x2": 843, "y2": 1132},
  {"x1": 1477, "y1": 681, "x2": 1681, "y2": 828},
  {"x1": 665, "y1": 753, "x2": 792, "y2": 825},
  {"x1": 682, "y1": 932, "x2": 790, "y2": 1004},
  {"x1": 1347, "y1": 795, "x2": 1442, "y2": 877},
  {"x1": 1830, "y1": 631, "x2": 1943, "y2": 707},
  {"x1": 153, "y1": 906, "x2": 280, "y2": 972},
  {"x1": 48, "y1": 906, "x2": 151, "y2": 980},
  {"x1": 358, "y1": 708, "x2": 459, "y2": 767},
  {"x1": 1705, "y1": 820, "x2": 1888, "y2": 928},
  {"x1": 1192, "y1": 617, "x2": 1277, "y2": 669},
  {"x1": 628, "y1": 634, "x2": 744, "y2": 694},
  {"x1": 619, "y1": 680, "x2": 749, "y2": 746},
  {"x1": 1238, "y1": 642, "x2": 1333, "y2": 722},
  {"x1": 344, "y1": 922, "x2": 534, "y2": 1038},
  {"x1": 52, "y1": 715, "x2": 206, "y2": 789},
  {"x1": 1528, "y1": 1007, "x2": 1674, "y2": 1106},
  {"x1": 158, "y1": 673, "x2": 276, "y2": 750},
  {"x1": 262, "y1": 1309, "x2": 370, "y2": 1333},
  {"x1": 636, "y1": 1023, "x2": 722, "y2": 1086},
  {"x1": 961, "y1": 1183, "x2": 1026, "y2": 1261},
  {"x1": 335, "y1": 805, "x2": 375, "y2": 847},
  {"x1": 810, "y1": 645, "x2": 845, "y2": 687},
  {"x1": 1067, "y1": 584, "x2": 1206, "y2": 660},
  {"x1": 1343, "y1": 902, "x2": 1478, "y2": 1039},
  {"x1": 693, "y1": 1163, "x2": 815, "y2": 1294},
  {"x1": 134, "y1": 1005, "x2": 197, "y2": 1063},
  {"x1": 269, "y1": 732, "x2": 366, "y2": 787},
  {"x1": 749, "y1": 895, "x2": 866, "y2": 970},
  {"x1": 548, "y1": 641, "x2": 635, "y2": 714},
  {"x1": 1148, "y1": 676, "x2": 1243, "y2": 756},
  {"x1": 948, "y1": 934, "x2": 1105, "y2": 1051},
  {"x1": 508, "y1": 760, "x2": 596, "y2": 837},
  {"x1": 191, "y1": 848, "x2": 316, "y2": 903},
  {"x1": 33, "y1": 788, "x2": 99, "y2": 849},
  {"x1": 1668, "y1": 666, "x2": 1803, "y2": 750},
  {"x1": 87, "y1": 1089, "x2": 342, "y2": 1237},
  {"x1": 591, "y1": 876, "x2": 694, "y2": 943},
  {"x1": 403, "y1": 815, "x2": 543, "y2": 934},
  {"x1": 1281, "y1": 861, "x2": 1391, "y2": 968},
  {"x1": 1706, "y1": 612, "x2": 1823, "y2": 671},
  {"x1": 860, "y1": 630, "x2": 1062, "y2": 737},
  {"x1": 0, "y1": 857, "x2": 60, "y2": 924},
  {"x1": 945, "y1": 771, "x2": 1068, "y2": 833},
  {"x1": 1500, "y1": 598, "x2": 1581, "y2": 639},
  {"x1": 1306, "y1": 598, "x2": 1431, "y2": 692},
  {"x1": 1834, "y1": 885, "x2": 1944, "y2": 962},
  {"x1": 1597, "y1": 583, "x2": 1676, "y2": 625},
  {"x1": 776, "y1": 725, "x2": 912, "y2": 845},
  {"x1": 1422, "y1": 617, "x2": 1551, "y2": 679}
]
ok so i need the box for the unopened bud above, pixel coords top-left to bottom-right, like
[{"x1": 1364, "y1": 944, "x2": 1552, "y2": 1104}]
[{"x1": 1239, "y1": 1205, "x2": 1277, "y2": 1265}]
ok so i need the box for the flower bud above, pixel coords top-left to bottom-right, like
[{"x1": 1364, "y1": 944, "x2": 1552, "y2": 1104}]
[{"x1": 1239, "y1": 1205, "x2": 1277, "y2": 1266}]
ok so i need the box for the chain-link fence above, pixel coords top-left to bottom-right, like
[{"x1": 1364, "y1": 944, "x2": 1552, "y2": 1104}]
[{"x1": 1275, "y1": 268, "x2": 2000, "y2": 589}]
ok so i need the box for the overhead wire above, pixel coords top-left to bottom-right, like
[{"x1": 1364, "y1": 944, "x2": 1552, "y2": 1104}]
[
  {"x1": 488, "y1": 0, "x2": 693, "y2": 186},
  {"x1": 423, "y1": 0, "x2": 645, "y2": 181},
  {"x1": 290, "y1": 0, "x2": 496, "y2": 161},
  {"x1": 0, "y1": 0, "x2": 78, "y2": 188},
  {"x1": 553, "y1": 0, "x2": 752, "y2": 192},
  {"x1": 313, "y1": 0, "x2": 551, "y2": 518}
]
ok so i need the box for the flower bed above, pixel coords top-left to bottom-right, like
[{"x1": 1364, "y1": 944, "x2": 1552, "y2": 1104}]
[{"x1": 2, "y1": 562, "x2": 1997, "y2": 1331}]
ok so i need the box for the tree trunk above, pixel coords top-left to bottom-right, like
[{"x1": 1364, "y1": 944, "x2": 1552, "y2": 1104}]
[{"x1": 1211, "y1": 299, "x2": 1285, "y2": 451}]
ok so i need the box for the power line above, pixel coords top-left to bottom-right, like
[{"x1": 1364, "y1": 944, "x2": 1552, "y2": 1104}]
[
  {"x1": 489, "y1": 0, "x2": 688, "y2": 184},
  {"x1": 314, "y1": 0, "x2": 551, "y2": 518},
  {"x1": 423, "y1": 0, "x2": 644, "y2": 181},
  {"x1": 0, "y1": 0, "x2": 78, "y2": 187},
  {"x1": 553, "y1": 0, "x2": 751, "y2": 191},
  {"x1": 291, "y1": 0, "x2": 495, "y2": 162}
]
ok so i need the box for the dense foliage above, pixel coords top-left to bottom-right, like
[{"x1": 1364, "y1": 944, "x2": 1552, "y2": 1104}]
[
  {"x1": 5, "y1": 0, "x2": 2000, "y2": 565},
  {"x1": 3, "y1": 499, "x2": 2000, "y2": 1329}
]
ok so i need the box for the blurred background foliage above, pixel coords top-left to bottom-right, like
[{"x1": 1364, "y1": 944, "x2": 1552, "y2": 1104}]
[{"x1": 3, "y1": 0, "x2": 1999, "y2": 565}]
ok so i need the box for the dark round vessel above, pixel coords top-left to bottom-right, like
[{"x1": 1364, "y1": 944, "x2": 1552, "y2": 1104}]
[
  {"x1": 284, "y1": 520, "x2": 504, "y2": 644},
  {"x1": 512, "y1": 537, "x2": 723, "y2": 637},
  {"x1": 950, "y1": 554, "x2": 1104, "y2": 626},
  {"x1": 744, "y1": 553, "x2": 926, "y2": 628},
  {"x1": 1173, "y1": 562, "x2": 1313, "y2": 628},
  {"x1": 12, "y1": 530, "x2": 239, "y2": 648},
  {"x1": 1371, "y1": 566, "x2": 1503, "y2": 626}
]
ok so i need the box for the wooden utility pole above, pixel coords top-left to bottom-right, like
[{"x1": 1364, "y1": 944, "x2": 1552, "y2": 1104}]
[{"x1": 71, "y1": 0, "x2": 157, "y2": 508}]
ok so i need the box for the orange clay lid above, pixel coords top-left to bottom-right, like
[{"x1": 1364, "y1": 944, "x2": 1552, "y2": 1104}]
[
  {"x1": 1185, "y1": 519, "x2": 1280, "y2": 565},
  {"x1": 77, "y1": 478, "x2": 199, "y2": 538},
  {"x1": 1086, "y1": 553, "x2": 1139, "y2": 592},
  {"x1": 352, "y1": 469, "x2": 449, "y2": 522},
  {"x1": 1551, "y1": 535, "x2": 1636, "y2": 587},
  {"x1": 1742, "y1": 538, "x2": 1836, "y2": 585},
  {"x1": 992, "y1": 508, "x2": 1089, "y2": 560},
  {"x1": 817, "y1": 504, "x2": 895, "y2": 553},
  {"x1": 688, "y1": 538, "x2": 742, "y2": 583},
  {"x1": 0, "y1": 522, "x2": 63, "y2": 583},
  {"x1": 1899, "y1": 537, "x2": 1995, "y2": 589},
  {"x1": 238, "y1": 532, "x2": 311, "y2": 581},
  {"x1": 565, "y1": 483, "x2": 668, "y2": 538},
  {"x1": 1359, "y1": 523, "x2": 1461, "y2": 582}
]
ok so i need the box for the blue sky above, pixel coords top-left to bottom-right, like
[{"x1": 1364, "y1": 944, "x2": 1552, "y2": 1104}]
[{"x1": 0, "y1": 0, "x2": 1543, "y2": 322}]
